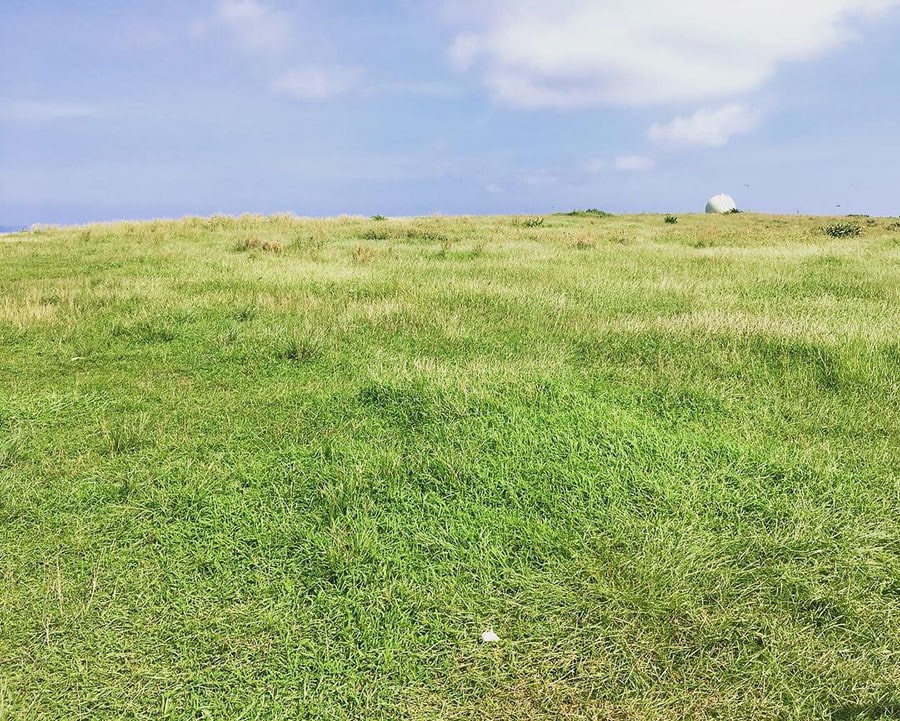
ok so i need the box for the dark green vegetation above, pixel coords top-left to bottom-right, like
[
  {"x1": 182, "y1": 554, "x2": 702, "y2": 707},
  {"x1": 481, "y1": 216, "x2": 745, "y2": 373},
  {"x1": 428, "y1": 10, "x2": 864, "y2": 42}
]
[
  {"x1": 1, "y1": 213, "x2": 899, "y2": 720},
  {"x1": 825, "y1": 221, "x2": 864, "y2": 239},
  {"x1": 560, "y1": 209, "x2": 613, "y2": 218}
]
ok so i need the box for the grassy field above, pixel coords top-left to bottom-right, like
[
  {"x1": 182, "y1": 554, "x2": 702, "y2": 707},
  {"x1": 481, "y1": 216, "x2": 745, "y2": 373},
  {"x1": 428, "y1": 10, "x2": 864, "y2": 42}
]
[{"x1": 1, "y1": 212, "x2": 899, "y2": 720}]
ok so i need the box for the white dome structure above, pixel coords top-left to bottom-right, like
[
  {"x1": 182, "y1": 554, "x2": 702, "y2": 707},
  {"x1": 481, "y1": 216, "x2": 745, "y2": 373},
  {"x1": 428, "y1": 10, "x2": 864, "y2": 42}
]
[{"x1": 706, "y1": 194, "x2": 737, "y2": 214}]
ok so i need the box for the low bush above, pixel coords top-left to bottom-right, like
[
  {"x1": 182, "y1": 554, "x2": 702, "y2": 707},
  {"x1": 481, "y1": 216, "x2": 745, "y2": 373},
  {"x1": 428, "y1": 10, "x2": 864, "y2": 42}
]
[
  {"x1": 563, "y1": 209, "x2": 613, "y2": 218},
  {"x1": 824, "y1": 222, "x2": 862, "y2": 238}
]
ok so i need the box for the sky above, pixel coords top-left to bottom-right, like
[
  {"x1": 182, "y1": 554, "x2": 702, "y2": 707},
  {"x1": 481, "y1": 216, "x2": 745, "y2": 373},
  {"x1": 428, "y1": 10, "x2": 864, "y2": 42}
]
[{"x1": 1, "y1": 0, "x2": 899, "y2": 225}]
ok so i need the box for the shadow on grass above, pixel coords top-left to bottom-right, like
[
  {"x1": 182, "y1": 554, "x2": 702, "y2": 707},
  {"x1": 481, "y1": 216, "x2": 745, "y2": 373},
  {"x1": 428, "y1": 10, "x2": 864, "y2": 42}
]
[{"x1": 830, "y1": 702, "x2": 900, "y2": 720}]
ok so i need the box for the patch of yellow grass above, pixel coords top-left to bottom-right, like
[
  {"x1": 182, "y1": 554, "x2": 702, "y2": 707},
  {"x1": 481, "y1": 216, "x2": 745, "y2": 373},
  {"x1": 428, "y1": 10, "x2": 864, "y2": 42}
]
[
  {"x1": 352, "y1": 245, "x2": 378, "y2": 264},
  {"x1": 0, "y1": 298, "x2": 59, "y2": 328},
  {"x1": 236, "y1": 236, "x2": 284, "y2": 253}
]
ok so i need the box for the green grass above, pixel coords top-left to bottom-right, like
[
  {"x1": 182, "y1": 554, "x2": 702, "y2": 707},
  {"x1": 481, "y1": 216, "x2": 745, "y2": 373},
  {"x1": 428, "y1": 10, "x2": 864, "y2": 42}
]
[{"x1": 1, "y1": 212, "x2": 899, "y2": 720}]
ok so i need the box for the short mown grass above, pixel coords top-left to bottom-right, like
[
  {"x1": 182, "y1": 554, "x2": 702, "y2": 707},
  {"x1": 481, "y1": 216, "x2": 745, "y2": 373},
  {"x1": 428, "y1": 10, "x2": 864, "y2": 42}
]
[{"x1": 1, "y1": 213, "x2": 899, "y2": 720}]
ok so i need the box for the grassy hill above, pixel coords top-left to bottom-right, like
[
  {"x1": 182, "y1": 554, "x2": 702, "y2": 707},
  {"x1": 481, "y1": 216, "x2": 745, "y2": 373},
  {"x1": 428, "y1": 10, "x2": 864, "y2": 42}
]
[{"x1": 1, "y1": 213, "x2": 899, "y2": 720}]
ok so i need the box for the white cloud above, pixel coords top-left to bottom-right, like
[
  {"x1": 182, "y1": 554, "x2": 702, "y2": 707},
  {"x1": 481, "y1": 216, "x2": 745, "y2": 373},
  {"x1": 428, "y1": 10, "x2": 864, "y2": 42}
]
[
  {"x1": 614, "y1": 155, "x2": 654, "y2": 172},
  {"x1": 272, "y1": 72, "x2": 463, "y2": 103},
  {"x1": 447, "y1": 33, "x2": 483, "y2": 70},
  {"x1": 0, "y1": 101, "x2": 101, "y2": 122},
  {"x1": 271, "y1": 66, "x2": 363, "y2": 102},
  {"x1": 215, "y1": 0, "x2": 291, "y2": 54},
  {"x1": 444, "y1": 0, "x2": 899, "y2": 107},
  {"x1": 648, "y1": 104, "x2": 762, "y2": 147}
]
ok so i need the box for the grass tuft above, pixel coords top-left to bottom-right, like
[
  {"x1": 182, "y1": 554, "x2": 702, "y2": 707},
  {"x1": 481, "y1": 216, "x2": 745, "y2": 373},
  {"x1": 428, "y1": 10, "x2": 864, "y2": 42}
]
[
  {"x1": 282, "y1": 337, "x2": 320, "y2": 363},
  {"x1": 0, "y1": 429, "x2": 26, "y2": 468},
  {"x1": 100, "y1": 414, "x2": 149, "y2": 455},
  {"x1": 362, "y1": 228, "x2": 392, "y2": 241},
  {"x1": 235, "y1": 305, "x2": 259, "y2": 322},
  {"x1": 235, "y1": 236, "x2": 284, "y2": 253},
  {"x1": 352, "y1": 244, "x2": 378, "y2": 264}
]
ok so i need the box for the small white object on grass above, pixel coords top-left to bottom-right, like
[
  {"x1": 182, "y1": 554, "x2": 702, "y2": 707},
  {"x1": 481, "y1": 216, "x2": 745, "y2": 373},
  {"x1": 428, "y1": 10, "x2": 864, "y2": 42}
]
[
  {"x1": 481, "y1": 628, "x2": 500, "y2": 643},
  {"x1": 706, "y1": 194, "x2": 737, "y2": 214}
]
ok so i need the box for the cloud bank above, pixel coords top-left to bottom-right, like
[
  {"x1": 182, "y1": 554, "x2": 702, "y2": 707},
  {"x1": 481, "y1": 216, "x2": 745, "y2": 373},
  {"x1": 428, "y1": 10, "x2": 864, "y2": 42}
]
[
  {"x1": 649, "y1": 105, "x2": 762, "y2": 147},
  {"x1": 445, "y1": 0, "x2": 898, "y2": 108}
]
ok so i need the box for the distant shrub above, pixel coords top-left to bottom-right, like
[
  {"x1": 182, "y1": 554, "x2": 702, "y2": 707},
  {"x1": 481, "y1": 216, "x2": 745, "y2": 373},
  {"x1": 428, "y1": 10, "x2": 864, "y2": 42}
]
[
  {"x1": 371, "y1": 215, "x2": 386, "y2": 221},
  {"x1": 664, "y1": 215, "x2": 678, "y2": 224},
  {"x1": 352, "y1": 245, "x2": 378, "y2": 264},
  {"x1": 523, "y1": 217, "x2": 546, "y2": 228},
  {"x1": 563, "y1": 209, "x2": 612, "y2": 218},
  {"x1": 727, "y1": 208, "x2": 742, "y2": 214},
  {"x1": 824, "y1": 222, "x2": 862, "y2": 238},
  {"x1": 235, "y1": 236, "x2": 283, "y2": 253}
]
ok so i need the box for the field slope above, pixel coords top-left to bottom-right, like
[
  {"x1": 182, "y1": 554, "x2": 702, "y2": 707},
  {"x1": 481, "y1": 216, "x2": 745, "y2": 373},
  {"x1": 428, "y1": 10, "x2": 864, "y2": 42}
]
[{"x1": 1, "y1": 213, "x2": 899, "y2": 720}]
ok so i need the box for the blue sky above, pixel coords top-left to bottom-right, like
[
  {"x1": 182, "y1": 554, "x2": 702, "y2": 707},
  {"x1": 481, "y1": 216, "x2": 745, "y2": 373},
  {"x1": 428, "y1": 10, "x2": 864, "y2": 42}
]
[{"x1": 2, "y1": 0, "x2": 899, "y2": 225}]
